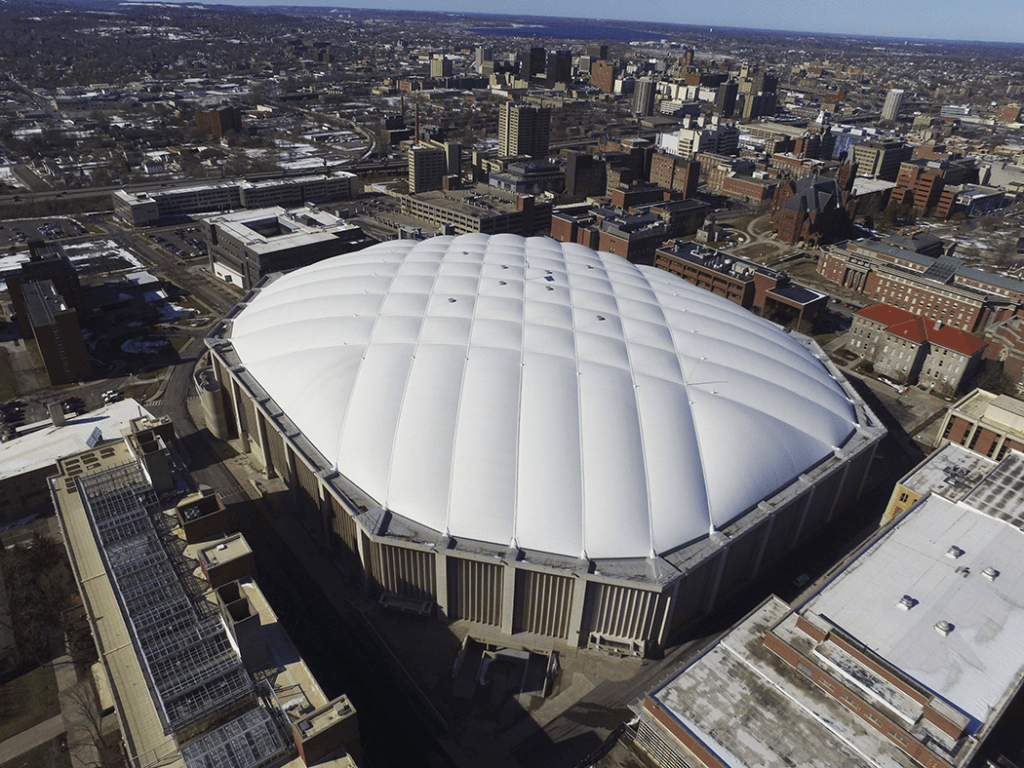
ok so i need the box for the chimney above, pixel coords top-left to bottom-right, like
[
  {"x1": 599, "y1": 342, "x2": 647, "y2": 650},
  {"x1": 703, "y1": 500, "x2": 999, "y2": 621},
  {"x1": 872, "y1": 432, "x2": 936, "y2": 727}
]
[{"x1": 934, "y1": 320, "x2": 942, "y2": 331}]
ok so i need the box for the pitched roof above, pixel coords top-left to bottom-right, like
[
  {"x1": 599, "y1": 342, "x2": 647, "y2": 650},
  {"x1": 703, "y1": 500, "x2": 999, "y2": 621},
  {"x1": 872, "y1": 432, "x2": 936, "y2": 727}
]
[
  {"x1": 855, "y1": 303, "x2": 987, "y2": 355},
  {"x1": 855, "y1": 303, "x2": 916, "y2": 326},
  {"x1": 929, "y1": 323, "x2": 988, "y2": 355}
]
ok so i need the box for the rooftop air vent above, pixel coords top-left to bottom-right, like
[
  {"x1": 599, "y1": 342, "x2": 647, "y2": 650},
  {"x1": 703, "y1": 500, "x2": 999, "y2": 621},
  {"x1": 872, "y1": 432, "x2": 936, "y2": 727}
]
[
  {"x1": 934, "y1": 620, "x2": 954, "y2": 637},
  {"x1": 982, "y1": 567, "x2": 1000, "y2": 581},
  {"x1": 897, "y1": 595, "x2": 917, "y2": 610},
  {"x1": 946, "y1": 545, "x2": 964, "y2": 559}
]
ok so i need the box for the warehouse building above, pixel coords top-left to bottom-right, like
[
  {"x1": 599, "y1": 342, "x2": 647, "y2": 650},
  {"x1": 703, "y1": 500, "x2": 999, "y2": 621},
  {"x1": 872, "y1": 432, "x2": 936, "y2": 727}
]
[{"x1": 202, "y1": 234, "x2": 885, "y2": 656}]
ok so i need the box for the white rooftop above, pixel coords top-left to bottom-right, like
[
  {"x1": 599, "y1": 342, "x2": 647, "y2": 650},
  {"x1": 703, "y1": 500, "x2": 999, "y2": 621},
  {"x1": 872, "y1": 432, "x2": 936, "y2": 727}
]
[
  {"x1": 810, "y1": 495, "x2": 1024, "y2": 729},
  {"x1": 228, "y1": 234, "x2": 860, "y2": 561},
  {"x1": 0, "y1": 399, "x2": 151, "y2": 481}
]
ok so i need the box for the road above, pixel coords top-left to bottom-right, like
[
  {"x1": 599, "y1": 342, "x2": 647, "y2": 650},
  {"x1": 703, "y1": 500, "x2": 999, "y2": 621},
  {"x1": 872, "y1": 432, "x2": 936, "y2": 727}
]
[{"x1": 0, "y1": 157, "x2": 409, "y2": 204}]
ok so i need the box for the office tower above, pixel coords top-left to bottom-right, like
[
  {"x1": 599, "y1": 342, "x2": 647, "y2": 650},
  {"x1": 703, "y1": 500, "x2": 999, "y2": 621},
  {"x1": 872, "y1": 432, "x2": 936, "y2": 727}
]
[
  {"x1": 586, "y1": 43, "x2": 608, "y2": 59},
  {"x1": 522, "y1": 46, "x2": 545, "y2": 79},
  {"x1": 475, "y1": 46, "x2": 492, "y2": 71},
  {"x1": 715, "y1": 81, "x2": 738, "y2": 117},
  {"x1": 408, "y1": 145, "x2": 446, "y2": 193},
  {"x1": 882, "y1": 88, "x2": 905, "y2": 122},
  {"x1": 430, "y1": 55, "x2": 452, "y2": 79},
  {"x1": 590, "y1": 59, "x2": 616, "y2": 93},
  {"x1": 634, "y1": 77, "x2": 656, "y2": 116},
  {"x1": 498, "y1": 102, "x2": 551, "y2": 159},
  {"x1": 546, "y1": 50, "x2": 571, "y2": 85}
]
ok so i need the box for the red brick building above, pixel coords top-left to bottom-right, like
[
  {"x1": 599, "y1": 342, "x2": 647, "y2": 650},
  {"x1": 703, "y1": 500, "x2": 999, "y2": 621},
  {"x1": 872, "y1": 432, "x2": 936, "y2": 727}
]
[
  {"x1": 847, "y1": 304, "x2": 987, "y2": 396},
  {"x1": 654, "y1": 242, "x2": 826, "y2": 332},
  {"x1": 648, "y1": 153, "x2": 700, "y2": 198},
  {"x1": 936, "y1": 388, "x2": 1024, "y2": 460},
  {"x1": 817, "y1": 239, "x2": 1024, "y2": 333},
  {"x1": 890, "y1": 159, "x2": 975, "y2": 220},
  {"x1": 194, "y1": 106, "x2": 243, "y2": 138},
  {"x1": 589, "y1": 60, "x2": 616, "y2": 93},
  {"x1": 771, "y1": 172, "x2": 855, "y2": 246}
]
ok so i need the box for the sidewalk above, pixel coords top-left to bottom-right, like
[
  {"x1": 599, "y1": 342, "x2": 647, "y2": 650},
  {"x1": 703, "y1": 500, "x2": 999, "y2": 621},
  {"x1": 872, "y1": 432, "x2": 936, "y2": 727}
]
[{"x1": 0, "y1": 714, "x2": 64, "y2": 763}]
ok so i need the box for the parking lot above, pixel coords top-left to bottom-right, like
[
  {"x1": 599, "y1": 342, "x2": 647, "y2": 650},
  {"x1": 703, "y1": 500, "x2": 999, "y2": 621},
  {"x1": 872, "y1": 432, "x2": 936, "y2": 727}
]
[
  {"x1": 149, "y1": 225, "x2": 207, "y2": 260},
  {"x1": 0, "y1": 217, "x2": 87, "y2": 248}
]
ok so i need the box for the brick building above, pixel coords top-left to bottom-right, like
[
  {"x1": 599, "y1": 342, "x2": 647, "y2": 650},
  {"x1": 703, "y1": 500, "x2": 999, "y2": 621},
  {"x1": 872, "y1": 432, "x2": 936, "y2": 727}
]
[
  {"x1": 983, "y1": 316, "x2": 1024, "y2": 393},
  {"x1": 770, "y1": 172, "x2": 855, "y2": 246},
  {"x1": 194, "y1": 106, "x2": 244, "y2": 138},
  {"x1": 890, "y1": 159, "x2": 975, "y2": 219},
  {"x1": 847, "y1": 304, "x2": 986, "y2": 396},
  {"x1": 552, "y1": 206, "x2": 675, "y2": 265},
  {"x1": 654, "y1": 242, "x2": 826, "y2": 332},
  {"x1": 648, "y1": 153, "x2": 700, "y2": 198},
  {"x1": 722, "y1": 174, "x2": 779, "y2": 204},
  {"x1": 633, "y1": 475, "x2": 1024, "y2": 768},
  {"x1": 817, "y1": 239, "x2": 1024, "y2": 333},
  {"x1": 589, "y1": 60, "x2": 616, "y2": 93},
  {"x1": 5, "y1": 241, "x2": 82, "y2": 340},
  {"x1": 935, "y1": 388, "x2": 1024, "y2": 460},
  {"x1": 21, "y1": 279, "x2": 93, "y2": 385},
  {"x1": 564, "y1": 152, "x2": 607, "y2": 198}
]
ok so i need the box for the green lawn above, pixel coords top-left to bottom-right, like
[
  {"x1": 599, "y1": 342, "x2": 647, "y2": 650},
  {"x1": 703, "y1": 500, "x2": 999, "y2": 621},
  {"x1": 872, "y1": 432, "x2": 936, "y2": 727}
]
[
  {"x1": 0, "y1": 736, "x2": 71, "y2": 768},
  {"x1": 0, "y1": 665, "x2": 62, "y2": 743}
]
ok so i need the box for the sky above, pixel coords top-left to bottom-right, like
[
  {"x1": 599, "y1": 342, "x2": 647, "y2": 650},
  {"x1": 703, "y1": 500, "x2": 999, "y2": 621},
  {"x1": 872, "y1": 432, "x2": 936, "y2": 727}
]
[{"x1": 240, "y1": 0, "x2": 1024, "y2": 44}]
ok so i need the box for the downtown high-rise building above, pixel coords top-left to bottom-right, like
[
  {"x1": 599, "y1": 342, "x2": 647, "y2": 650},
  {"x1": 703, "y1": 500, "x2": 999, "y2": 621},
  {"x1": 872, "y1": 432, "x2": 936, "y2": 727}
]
[
  {"x1": 498, "y1": 102, "x2": 551, "y2": 159},
  {"x1": 634, "y1": 77, "x2": 656, "y2": 116},
  {"x1": 882, "y1": 88, "x2": 905, "y2": 122}
]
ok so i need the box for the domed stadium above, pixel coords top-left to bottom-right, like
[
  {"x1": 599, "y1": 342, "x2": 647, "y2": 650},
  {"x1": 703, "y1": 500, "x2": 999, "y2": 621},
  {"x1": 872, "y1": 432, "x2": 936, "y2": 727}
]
[{"x1": 203, "y1": 234, "x2": 884, "y2": 655}]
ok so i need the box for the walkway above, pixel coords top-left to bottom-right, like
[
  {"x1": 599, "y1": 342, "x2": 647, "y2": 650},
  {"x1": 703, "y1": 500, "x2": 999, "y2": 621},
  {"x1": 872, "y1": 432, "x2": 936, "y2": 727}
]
[{"x1": 0, "y1": 654, "x2": 102, "y2": 766}]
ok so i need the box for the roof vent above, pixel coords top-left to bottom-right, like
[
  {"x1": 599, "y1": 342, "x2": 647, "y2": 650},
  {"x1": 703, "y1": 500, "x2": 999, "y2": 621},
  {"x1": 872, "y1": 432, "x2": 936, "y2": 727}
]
[
  {"x1": 982, "y1": 566, "x2": 1000, "y2": 581},
  {"x1": 498, "y1": 280, "x2": 507, "y2": 286},
  {"x1": 596, "y1": 315, "x2": 606, "y2": 321},
  {"x1": 935, "y1": 620, "x2": 954, "y2": 636},
  {"x1": 946, "y1": 545, "x2": 964, "y2": 559},
  {"x1": 448, "y1": 298, "x2": 457, "y2": 303},
  {"x1": 897, "y1": 595, "x2": 917, "y2": 610}
]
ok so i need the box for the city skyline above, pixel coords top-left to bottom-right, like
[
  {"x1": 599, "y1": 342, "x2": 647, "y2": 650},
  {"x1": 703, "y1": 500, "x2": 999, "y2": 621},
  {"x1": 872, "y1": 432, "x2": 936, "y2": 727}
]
[{"x1": 192, "y1": 1, "x2": 1024, "y2": 45}]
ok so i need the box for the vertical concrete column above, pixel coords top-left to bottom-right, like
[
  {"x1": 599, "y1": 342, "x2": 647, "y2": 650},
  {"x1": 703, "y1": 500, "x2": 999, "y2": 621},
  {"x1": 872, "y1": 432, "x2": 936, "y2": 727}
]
[
  {"x1": 434, "y1": 547, "x2": 450, "y2": 622},
  {"x1": 702, "y1": 547, "x2": 729, "y2": 615},
  {"x1": 230, "y1": 378, "x2": 250, "y2": 454},
  {"x1": 317, "y1": 480, "x2": 331, "y2": 546},
  {"x1": 655, "y1": 582, "x2": 680, "y2": 649},
  {"x1": 749, "y1": 514, "x2": 775, "y2": 580},
  {"x1": 255, "y1": 410, "x2": 272, "y2": 477},
  {"x1": 792, "y1": 484, "x2": 816, "y2": 547},
  {"x1": 566, "y1": 572, "x2": 589, "y2": 648},
  {"x1": 357, "y1": 532, "x2": 374, "y2": 597},
  {"x1": 826, "y1": 461, "x2": 853, "y2": 522},
  {"x1": 500, "y1": 561, "x2": 517, "y2": 635},
  {"x1": 855, "y1": 440, "x2": 880, "y2": 498}
]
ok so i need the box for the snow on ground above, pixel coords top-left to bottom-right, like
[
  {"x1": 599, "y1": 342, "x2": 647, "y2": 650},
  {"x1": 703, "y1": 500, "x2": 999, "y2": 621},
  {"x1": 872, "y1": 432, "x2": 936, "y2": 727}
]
[
  {"x1": 155, "y1": 301, "x2": 194, "y2": 321},
  {"x1": 0, "y1": 252, "x2": 31, "y2": 273},
  {"x1": 64, "y1": 239, "x2": 145, "y2": 271},
  {"x1": 0, "y1": 165, "x2": 26, "y2": 189},
  {"x1": 121, "y1": 337, "x2": 170, "y2": 354}
]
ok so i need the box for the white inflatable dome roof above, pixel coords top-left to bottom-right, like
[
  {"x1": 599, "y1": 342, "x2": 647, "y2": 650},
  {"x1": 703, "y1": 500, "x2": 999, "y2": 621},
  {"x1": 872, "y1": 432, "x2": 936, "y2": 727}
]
[{"x1": 230, "y1": 234, "x2": 858, "y2": 560}]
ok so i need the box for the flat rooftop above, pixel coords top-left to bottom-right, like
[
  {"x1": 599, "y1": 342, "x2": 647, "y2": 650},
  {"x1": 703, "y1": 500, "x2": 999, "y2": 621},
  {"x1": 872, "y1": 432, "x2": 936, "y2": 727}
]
[
  {"x1": 648, "y1": 597, "x2": 919, "y2": 768},
  {"x1": 207, "y1": 206, "x2": 363, "y2": 255},
  {"x1": 898, "y1": 442, "x2": 996, "y2": 503},
  {"x1": 808, "y1": 495, "x2": 1024, "y2": 729},
  {"x1": 0, "y1": 398, "x2": 152, "y2": 481},
  {"x1": 51, "y1": 437, "x2": 357, "y2": 768}
]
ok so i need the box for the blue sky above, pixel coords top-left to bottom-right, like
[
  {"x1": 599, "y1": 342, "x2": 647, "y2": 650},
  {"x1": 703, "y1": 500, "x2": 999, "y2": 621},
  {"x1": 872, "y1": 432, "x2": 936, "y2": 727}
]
[{"x1": 255, "y1": 0, "x2": 1024, "y2": 44}]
